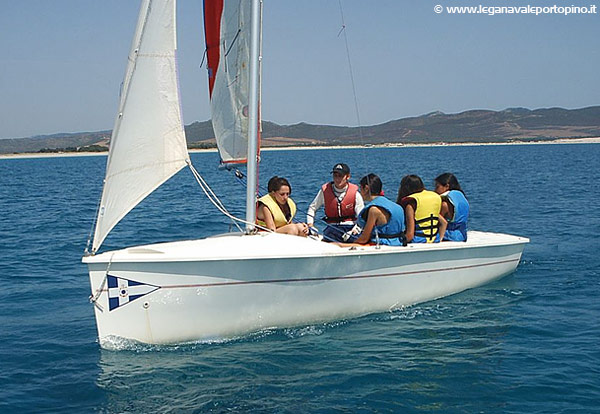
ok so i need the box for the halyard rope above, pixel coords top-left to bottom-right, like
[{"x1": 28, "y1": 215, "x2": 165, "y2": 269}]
[
  {"x1": 187, "y1": 161, "x2": 272, "y2": 233},
  {"x1": 337, "y1": 0, "x2": 365, "y2": 145},
  {"x1": 84, "y1": 187, "x2": 103, "y2": 256},
  {"x1": 337, "y1": 0, "x2": 372, "y2": 178}
]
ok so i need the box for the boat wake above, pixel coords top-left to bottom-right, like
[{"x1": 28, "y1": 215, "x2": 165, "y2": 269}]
[
  {"x1": 98, "y1": 320, "x2": 354, "y2": 351},
  {"x1": 98, "y1": 334, "x2": 246, "y2": 352},
  {"x1": 388, "y1": 304, "x2": 453, "y2": 321}
]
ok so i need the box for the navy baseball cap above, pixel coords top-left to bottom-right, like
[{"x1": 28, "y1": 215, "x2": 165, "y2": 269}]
[{"x1": 331, "y1": 163, "x2": 350, "y2": 174}]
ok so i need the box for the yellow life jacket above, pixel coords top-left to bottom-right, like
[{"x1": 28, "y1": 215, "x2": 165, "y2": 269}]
[
  {"x1": 409, "y1": 190, "x2": 442, "y2": 243},
  {"x1": 256, "y1": 194, "x2": 297, "y2": 229}
]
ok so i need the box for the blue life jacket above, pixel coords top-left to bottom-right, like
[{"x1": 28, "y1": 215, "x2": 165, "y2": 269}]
[
  {"x1": 357, "y1": 196, "x2": 406, "y2": 246},
  {"x1": 443, "y1": 190, "x2": 469, "y2": 241}
]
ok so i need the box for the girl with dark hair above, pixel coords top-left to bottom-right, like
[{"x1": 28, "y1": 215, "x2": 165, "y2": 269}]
[
  {"x1": 434, "y1": 173, "x2": 469, "y2": 241},
  {"x1": 341, "y1": 173, "x2": 405, "y2": 246},
  {"x1": 256, "y1": 176, "x2": 309, "y2": 236},
  {"x1": 396, "y1": 174, "x2": 425, "y2": 201},
  {"x1": 397, "y1": 174, "x2": 447, "y2": 243}
]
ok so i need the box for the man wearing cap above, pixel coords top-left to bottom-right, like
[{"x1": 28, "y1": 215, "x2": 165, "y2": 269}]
[{"x1": 307, "y1": 163, "x2": 364, "y2": 242}]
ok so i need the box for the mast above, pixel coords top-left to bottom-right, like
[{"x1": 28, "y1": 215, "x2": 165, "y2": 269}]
[{"x1": 245, "y1": 0, "x2": 262, "y2": 232}]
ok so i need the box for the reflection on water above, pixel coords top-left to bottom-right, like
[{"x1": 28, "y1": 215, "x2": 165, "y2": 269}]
[{"x1": 96, "y1": 278, "x2": 519, "y2": 412}]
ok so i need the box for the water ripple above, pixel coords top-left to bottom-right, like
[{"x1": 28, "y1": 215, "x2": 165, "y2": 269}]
[{"x1": 1, "y1": 146, "x2": 600, "y2": 412}]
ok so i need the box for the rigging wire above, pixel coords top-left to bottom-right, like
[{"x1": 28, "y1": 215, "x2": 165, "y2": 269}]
[
  {"x1": 337, "y1": 0, "x2": 364, "y2": 141},
  {"x1": 187, "y1": 162, "x2": 272, "y2": 233},
  {"x1": 337, "y1": 0, "x2": 371, "y2": 177},
  {"x1": 190, "y1": 3, "x2": 371, "y2": 243},
  {"x1": 199, "y1": 49, "x2": 207, "y2": 68},
  {"x1": 84, "y1": 187, "x2": 103, "y2": 255}
]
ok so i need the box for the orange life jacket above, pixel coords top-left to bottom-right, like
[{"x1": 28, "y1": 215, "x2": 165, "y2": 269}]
[{"x1": 322, "y1": 182, "x2": 358, "y2": 223}]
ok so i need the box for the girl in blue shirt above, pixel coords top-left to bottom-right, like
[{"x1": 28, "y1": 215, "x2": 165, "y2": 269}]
[{"x1": 434, "y1": 173, "x2": 469, "y2": 242}]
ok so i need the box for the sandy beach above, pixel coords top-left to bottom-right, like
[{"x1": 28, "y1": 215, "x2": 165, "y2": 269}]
[{"x1": 1, "y1": 137, "x2": 598, "y2": 160}]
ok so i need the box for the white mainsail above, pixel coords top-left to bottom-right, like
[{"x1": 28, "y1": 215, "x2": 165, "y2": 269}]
[
  {"x1": 204, "y1": 0, "x2": 254, "y2": 163},
  {"x1": 92, "y1": 0, "x2": 189, "y2": 252}
]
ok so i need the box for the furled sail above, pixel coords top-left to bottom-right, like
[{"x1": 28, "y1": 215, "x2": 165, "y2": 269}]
[
  {"x1": 204, "y1": 0, "x2": 257, "y2": 163},
  {"x1": 92, "y1": 0, "x2": 189, "y2": 252}
]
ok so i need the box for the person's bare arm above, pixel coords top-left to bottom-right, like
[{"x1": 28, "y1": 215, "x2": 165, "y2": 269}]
[
  {"x1": 437, "y1": 214, "x2": 448, "y2": 242},
  {"x1": 440, "y1": 201, "x2": 450, "y2": 220},
  {"x1": 354, "y1": 207, "x2": 384, "y2": 244},
  {"x1": 404, "y1": 204, "x2": 415, "y2": 243},
  {"x1": 258, "y1": 204, "x2": 276, "y2": 231}
]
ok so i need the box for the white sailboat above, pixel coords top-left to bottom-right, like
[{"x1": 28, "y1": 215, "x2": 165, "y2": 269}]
[{"x1": 83, "y1": 0, "x2": 528, "y2": 347}]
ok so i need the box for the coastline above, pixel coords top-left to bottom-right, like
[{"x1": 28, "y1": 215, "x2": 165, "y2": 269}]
[{"x1": 1, "y1": 136, "x2": 598, "y2": 160}]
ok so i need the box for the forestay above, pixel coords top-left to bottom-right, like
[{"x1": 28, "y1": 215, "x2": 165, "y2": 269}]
[
  {"x1": 204, "y1": 0, "x2": 256, "y2": 163},
  {"x1": 92, "y1": 0, "x2": 189, "y2": 253}
]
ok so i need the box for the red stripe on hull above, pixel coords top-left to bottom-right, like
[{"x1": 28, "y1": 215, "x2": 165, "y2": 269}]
[{"x1": 101, "y1": 258, "x2": 520, "y2": 291}]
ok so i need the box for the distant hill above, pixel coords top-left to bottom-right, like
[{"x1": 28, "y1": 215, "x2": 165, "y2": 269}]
[
  {"x1": 0, "y1": 131, "x2": 112, "y2": 154},
  {"x1": 2, "y1": 106, "x2": 599, "y2": 154}
]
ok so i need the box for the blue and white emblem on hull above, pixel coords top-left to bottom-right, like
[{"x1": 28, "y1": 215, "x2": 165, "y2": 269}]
[{"x1": 107, "y1": 274, "x2": 160, "y2": 311}]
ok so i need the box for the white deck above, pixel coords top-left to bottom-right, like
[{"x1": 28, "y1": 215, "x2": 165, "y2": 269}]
[{"x1": 83, "y1": 231, "x2": 528, "y2": 264}]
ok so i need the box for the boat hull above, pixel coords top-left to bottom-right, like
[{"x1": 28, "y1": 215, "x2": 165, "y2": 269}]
[{"x1": 84, "y1": 231, "x2": 528, "y2": 347}]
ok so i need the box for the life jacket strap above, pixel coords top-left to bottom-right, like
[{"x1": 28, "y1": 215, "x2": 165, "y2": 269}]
[
  {"x1": 322, "y1": 214, "x2": 356, "y2": 223},
  {"x1": 415, "y1": 214, "x2": 439, "y2": 240},
  {"x1": 377, "y1": 231, "x2": 408, "y2": 247}
]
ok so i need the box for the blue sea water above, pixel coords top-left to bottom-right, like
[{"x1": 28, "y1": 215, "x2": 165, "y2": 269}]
[{"x1": 0, "y1": 144, "x2": 599, "y2": 413}]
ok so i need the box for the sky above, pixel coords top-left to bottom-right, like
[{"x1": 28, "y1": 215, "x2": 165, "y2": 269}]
[{"x1": 1, "y1": 0, "x2": 598, "y2": 139}]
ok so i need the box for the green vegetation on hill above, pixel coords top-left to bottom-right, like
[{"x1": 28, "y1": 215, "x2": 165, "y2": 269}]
[{"x1": 36, "y1": 144, "x2": 108, "y2": 154}]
